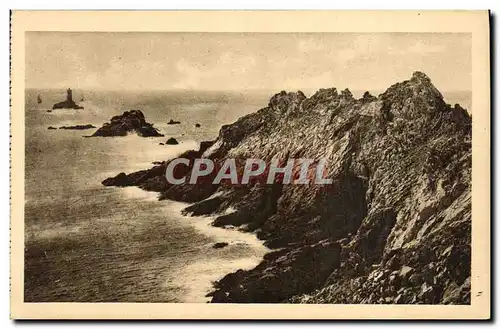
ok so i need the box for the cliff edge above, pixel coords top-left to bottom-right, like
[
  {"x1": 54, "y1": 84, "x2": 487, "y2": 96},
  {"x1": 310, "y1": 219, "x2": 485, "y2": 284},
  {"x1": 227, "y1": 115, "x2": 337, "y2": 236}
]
[{"x1": 103, "y1": 72, "x2": 471, "y2": 304}]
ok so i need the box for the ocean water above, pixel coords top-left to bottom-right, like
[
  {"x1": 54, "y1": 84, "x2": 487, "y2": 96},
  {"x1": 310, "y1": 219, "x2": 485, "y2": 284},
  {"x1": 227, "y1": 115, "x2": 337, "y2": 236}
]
[{"x1": 24, "y1": 89, "x2": 270, "y2": 302}]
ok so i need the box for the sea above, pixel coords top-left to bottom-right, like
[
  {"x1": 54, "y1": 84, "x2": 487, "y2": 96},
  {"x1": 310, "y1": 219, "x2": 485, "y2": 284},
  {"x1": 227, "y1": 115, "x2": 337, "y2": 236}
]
[
  {"x1": 23, "y1": 89, "x2": 271, "y2": 302},
  {"x1": 23, "y1": 88, "x2": 471, "y2": 303}
]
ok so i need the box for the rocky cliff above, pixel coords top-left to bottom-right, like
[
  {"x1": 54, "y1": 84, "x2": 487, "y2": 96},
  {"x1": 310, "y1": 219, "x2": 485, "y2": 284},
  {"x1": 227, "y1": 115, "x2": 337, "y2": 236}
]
[{"x1": 103, "y1": 72, "x2": 471, "y2": 304}]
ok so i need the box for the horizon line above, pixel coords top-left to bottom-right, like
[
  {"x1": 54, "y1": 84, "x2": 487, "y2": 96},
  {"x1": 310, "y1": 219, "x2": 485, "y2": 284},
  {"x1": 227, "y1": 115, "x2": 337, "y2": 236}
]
[{"x1": 25, "y1": 87, "x2": 472, "y2": 94}]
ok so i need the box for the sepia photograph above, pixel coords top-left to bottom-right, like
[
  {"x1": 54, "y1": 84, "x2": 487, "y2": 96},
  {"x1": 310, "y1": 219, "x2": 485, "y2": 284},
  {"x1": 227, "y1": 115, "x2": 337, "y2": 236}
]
[{"x1": 10, "y1": 10, "x2": 490, "y2": 319}]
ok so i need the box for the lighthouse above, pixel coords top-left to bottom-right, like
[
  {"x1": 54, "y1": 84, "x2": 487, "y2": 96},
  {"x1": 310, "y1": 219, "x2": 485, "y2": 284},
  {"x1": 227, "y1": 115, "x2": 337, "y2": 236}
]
[
  {"x1": 66, "y1": 88, "x2": 73, "y2": 103},
  {"x1": 52, "y1": 88, "x2": 84, "y2": 110}
]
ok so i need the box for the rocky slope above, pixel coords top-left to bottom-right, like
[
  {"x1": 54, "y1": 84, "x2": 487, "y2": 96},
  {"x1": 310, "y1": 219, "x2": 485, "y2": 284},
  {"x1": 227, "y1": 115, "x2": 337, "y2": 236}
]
[
  {"x1": 103, "y1": 72, "x2": 471, "y2": 304},
  {"x1": 92, "y1": 110, "x2": 164, "y2": 137}
]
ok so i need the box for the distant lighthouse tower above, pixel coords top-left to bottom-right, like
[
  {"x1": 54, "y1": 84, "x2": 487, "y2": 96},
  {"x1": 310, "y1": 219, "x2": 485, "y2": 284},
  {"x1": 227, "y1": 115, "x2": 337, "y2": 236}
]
[
  {"x1": 52, "y1": 87, "x2": 83, "y2": 109},
  {"x1": 66, "y1": 88, "x2": 73, "y2": 102}
]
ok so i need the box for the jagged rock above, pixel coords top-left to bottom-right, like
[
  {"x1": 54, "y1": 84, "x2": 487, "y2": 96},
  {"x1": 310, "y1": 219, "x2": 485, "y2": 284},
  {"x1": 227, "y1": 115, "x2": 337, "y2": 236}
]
[
  {"x1": 52, "y1": 88, "x2": 84, "y2": 109},
  {"x1": 59, "y1": 124, "x2": 96, "y2": 130},
  {"x1": 102, "y1": 72, "x2": 471, "y2": 304},
  {"x1": 341, "y1": 88, "x2": 354, "y2": 99},
  {"x1": 91, "y1": 110, "x2": 163, "y2": 137},
  {"x1": 102, "y1": 172, "x2": 132, "y2": 187},
  {"x1": 409, "y1": 273, "x2": 423, "y2": 286},
  {"x1": 399, "y1": 266, "x2": 414, "y2": 281},
  {"x1": 167, "y1": 119, "x2": 181, "y2": 125},
  {"x1": 102, "y1": 140, "x2": 216, "y2": 196},
  {"x1": 213, "y1": 242, "x2": 229, "y2": 249},
  {"x1": 442, "y1": 277, "x2": 471, "y2": 304},
  {"x1": 199, "y1": 140, "x2": 215, "y2": 153},
  {"x1": 164, "y1": 138, "x2": 179, "y2": 145},
  {"x1": 361, "y1": 91, "x2": 377, "y2": 103},
  {"x1": 210, "y1": 240, "x2": 341, "y2": 302}
]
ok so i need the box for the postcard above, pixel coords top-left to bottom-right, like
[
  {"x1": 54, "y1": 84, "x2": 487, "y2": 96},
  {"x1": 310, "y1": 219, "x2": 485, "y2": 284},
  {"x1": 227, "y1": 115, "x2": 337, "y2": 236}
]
[{"x1": 10, "y1": 10, "x2": 490, "y2": 320}]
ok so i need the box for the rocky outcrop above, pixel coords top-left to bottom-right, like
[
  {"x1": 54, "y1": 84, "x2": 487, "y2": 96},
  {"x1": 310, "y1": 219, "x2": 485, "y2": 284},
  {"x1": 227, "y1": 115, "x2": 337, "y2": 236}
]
[
  {"x1": 361, "y1": 91, "x2": 377, "y2": 103},
  {"x1": 102, "y1": 140, "x2": 215, "y2": 193},
  {"x1": 92, "y1": 110, "x2": 164, "y2": 137},
  {"x1": 52, "y1": 88, "x2": 84, "y2": 110},
  {"x1": 213, "y1": 242, "x2": 229, "y2": 249},
  {"x1": 59, "y1": 124, "x2": 96, "y2": 130},
  {"x1": 165, "y1": 138, "x2": 179, "y2": 145},
  {"x1": 102, "y1": 72, "x2": 471, "y2": 304},
  {"x1": 167, "y1": 119, "x2": 181, "y2": 125}
]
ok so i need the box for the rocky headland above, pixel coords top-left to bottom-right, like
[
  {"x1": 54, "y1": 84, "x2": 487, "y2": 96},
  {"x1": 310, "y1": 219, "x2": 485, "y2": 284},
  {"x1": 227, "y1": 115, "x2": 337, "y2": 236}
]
[
  {"x1": 102, "y1": 72, "x2": 471, "y2": 304},
  {"x1": 92, "y1": 110, "x2": 164, "y2": 137}
]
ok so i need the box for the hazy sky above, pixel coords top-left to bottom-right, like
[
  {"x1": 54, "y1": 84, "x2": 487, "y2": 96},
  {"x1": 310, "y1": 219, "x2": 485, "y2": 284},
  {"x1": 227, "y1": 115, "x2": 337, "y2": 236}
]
[{"x1": 26, "y1": 32, "x2": 471, "y2": 92}]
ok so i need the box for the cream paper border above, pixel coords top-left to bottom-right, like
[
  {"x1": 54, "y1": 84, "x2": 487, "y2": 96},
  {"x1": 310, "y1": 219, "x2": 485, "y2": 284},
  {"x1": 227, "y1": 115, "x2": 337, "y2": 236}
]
[{"x1": 10, "y1": 10, "x2": 490, "y2": 320}]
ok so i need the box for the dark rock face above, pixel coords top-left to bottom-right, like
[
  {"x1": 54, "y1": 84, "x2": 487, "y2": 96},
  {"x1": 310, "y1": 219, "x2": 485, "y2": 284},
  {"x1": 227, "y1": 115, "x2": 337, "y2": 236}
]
[
  {"x1": 52, "y1": 88, "x2": 84, "y2": 110},
  {"x1": 102, "y1": 72, "x2": 471, "y2": 304},
  {"x1": 91, "y1": 110, "x2": 164, "y2": 137},
  {"x1": 167, "y1": 119, "x2": 181, "y2": 125},
  {"x1": 102, "y1": 172, "x2": 132, "y2": 187},
  {"x1": 209, "y1": 239, "x2": 342, "y2": 303},
  {"x1": 361, "y1": 91, "x2": 377, "y2": 103},
  {"x1": 213, "y1": 242, "x2": 229, "y2": 249},
  {"x1": 59, "y1": 124, "x2": 96, "y2": 130},
  {"x1": 47, "y1": 126, "x2": 57, "y2": 130},
  {"x1": 165, "y1": 138, "x2": 179, "y2": 145}
]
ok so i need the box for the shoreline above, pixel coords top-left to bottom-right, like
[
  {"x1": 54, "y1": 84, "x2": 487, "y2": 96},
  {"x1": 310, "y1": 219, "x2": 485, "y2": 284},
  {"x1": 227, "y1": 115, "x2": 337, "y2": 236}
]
[{"x1": 116, "y1": 186, "x2": 269, "y2": 303}]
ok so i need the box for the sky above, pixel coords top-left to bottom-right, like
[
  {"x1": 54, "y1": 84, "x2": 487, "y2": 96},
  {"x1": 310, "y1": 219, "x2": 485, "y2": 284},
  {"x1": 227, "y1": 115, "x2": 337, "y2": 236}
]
[{"x1": 25, "y1": 32, "x2": 471, "y2": 93}]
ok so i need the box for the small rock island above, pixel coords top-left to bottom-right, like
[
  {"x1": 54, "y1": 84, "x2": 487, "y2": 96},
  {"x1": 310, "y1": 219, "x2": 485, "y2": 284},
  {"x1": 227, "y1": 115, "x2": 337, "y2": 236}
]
[
  {"x1": 59, "y1": 124, "x2": 96, "y2": 130},
  {"x1": 52, "y1": 88, "x2": 84, "y2": 110},
  {"x1": 91, "y1": 110, "x2": 164, "y2": 137},
  {"x1": 164, "y1": 137, "x2": 179, "y2": 145}
]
